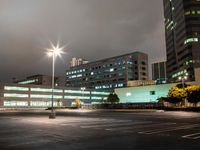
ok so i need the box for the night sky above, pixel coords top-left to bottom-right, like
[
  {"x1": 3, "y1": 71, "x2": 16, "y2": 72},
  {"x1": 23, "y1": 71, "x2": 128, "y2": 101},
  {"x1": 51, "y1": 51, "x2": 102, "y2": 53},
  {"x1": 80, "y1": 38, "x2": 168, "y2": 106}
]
[{"x1": 0, "y1": 0, "x2": 165, "y2": 83}]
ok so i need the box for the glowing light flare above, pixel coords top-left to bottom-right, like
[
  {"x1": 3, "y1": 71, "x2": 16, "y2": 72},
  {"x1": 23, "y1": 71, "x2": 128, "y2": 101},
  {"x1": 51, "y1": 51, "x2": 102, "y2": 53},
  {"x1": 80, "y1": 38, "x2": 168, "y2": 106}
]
[{"x1": 46, "y1": 41, "x2": 65, "y2": 58}]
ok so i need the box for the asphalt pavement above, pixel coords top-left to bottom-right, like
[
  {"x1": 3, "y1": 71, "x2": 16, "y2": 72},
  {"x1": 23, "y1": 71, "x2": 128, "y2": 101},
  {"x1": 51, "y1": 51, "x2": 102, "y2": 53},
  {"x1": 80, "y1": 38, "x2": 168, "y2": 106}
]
[{"x1": 0, "y1": 109, "x2": 200, "y2": 150}]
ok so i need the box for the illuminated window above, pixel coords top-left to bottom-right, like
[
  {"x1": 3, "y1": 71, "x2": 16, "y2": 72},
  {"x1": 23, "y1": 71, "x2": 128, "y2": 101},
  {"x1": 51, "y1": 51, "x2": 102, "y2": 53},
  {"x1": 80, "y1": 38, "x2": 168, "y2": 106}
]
[
  {"x1": 4, "y1": 93, "x2": 29, "y2": 98},
  {"x1": 64, "y1": 96, "x2": 90, "y2": 99},
  {"x1": 30, "y1": 94, "x2": 62, "y2": 99},
  {"x1": 110, "y1": 68, "x2": 114, "y2": 72},
  {"x1": 4, "y1": 86, "x2": 29, "y2": 91},
  {"x1": 18, "y1": 79, "x2": 37, "y2": 84},
  {"x1": 126, "y1": 92, "x2": 132, "y2": 97},
  {"x1": 184, "y1": 38, "x2": 198, "y2": 44},
  {"x1": 91, "y1": 91, "x2": 110, "y2": 95},
  {"x1": 64, "y1": 90, "x2": 90, "y2": 94},
  {"x1": 3, "y1": 101, "x2": 28, "y2": 106},
  {"x1": 91, "y1": 97, "x2": 102, "y2": 100},
  {"x1": 31, "y1": 88, "x2": 63, "y2": 93},
  {"x1": 30, "y1": 101, "x2": 62, "y2": 107}
]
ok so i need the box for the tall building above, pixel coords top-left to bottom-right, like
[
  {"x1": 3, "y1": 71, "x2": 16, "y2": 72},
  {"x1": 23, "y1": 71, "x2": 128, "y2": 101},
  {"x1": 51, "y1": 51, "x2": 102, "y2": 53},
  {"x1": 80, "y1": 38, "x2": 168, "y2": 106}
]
[
  {"x1": 70, "y1": 58, "x2": 89, "y2": 67},
  {"x1": 152, "y1": 61, "x2": 167, "y2": 84},
  {"x1": 66, "y1": 52, "x2": 148, "y2": 89},
  {"x1": 163, "y1": 0, "x2": 200, "y2": 82}
]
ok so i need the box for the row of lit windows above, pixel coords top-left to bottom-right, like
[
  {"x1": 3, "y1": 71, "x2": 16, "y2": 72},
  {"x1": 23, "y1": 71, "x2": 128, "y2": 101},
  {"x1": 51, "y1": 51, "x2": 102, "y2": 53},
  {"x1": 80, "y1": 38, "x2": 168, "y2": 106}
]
[
  {"x1": 185, "y1": 10, "x2": 200, "y2": 16},
  {"x1": 4, "y1": 86, "x2": 29, "y2": 91},
  {"x1": 95, "y1": 83, "x2": 124, "y2": 89},
  {"x1": 184, "y1": 37, "x2": 198, "y2": 45},
  {"x1": 172, "y1": 69, "x2": 187, "y2": 79},
  {"x1": 4, "y1": 93, "x2": 108, "y2": 99},
  {"x1": 66, "y1": 60, "x2": 135, "y2": 76},
  {"x1": 64, "y1": 90, "x2": 90, "y2": 94},
  {"x1": 3, "y1": 101, "x2": 62, "y2": 107},
  {"x1": 18, "y1": 79, "x2": 38, "y2": 84},
  {"x1": 4, "y1": 86, "x2": 63, "y2": 93},
  {"x1": 66, "y1": 69, "x2": 85, "y2": 75}
]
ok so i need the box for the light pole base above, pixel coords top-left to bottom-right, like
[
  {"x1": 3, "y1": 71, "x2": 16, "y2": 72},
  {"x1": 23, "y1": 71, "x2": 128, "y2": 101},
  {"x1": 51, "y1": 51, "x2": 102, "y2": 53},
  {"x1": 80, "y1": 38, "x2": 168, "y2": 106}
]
[{"x1": 49, "y1": 110, "x2": 56, "y2": 119}]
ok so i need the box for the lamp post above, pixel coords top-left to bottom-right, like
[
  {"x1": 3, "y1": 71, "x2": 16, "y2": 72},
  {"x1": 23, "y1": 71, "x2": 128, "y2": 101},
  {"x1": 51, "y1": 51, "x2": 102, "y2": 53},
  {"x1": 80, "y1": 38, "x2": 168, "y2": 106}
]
[
  {"x1": 81, "y1": 87, "x2": 86, "y2": 99},
  {"x1": 47, "y1": 42, "x2": 65, "y2": 119},
  {"x1": 178, "y1": 74, "x2": 188, "y2": 107}
]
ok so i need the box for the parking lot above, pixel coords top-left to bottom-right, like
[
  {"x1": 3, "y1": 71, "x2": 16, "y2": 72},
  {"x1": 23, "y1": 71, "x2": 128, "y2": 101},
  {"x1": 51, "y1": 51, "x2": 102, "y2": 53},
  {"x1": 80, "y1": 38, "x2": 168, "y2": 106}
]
[{"x1": 0, "y1": 110, "x2": 200, "y2": 150}]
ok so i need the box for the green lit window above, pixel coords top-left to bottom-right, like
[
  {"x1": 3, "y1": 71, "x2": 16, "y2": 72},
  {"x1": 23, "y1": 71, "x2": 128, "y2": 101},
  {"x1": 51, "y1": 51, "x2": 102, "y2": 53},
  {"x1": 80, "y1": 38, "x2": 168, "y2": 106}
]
[
  {"x1": 3, "y1": 101, "x2": 28, "y2": 106},
  {"x1": 4, "y1": 93, "x2": 29, "y2": 98},
  {"x1": 91, "y1": 91, "x2": 110, "y2": 95},
  {"x1": 18, "y1": 79, "x2": 37, "y2": 84},
  {"x1": 31, "y1": 88, "x2": 63, "y2": 93},
  {"x1": 30, "y1": 94, "x2": 63, "y2": 99},
  {"x1": 30, "y1": 101, "x2": 62, "y2": 107},
  {"x1": 64, "y1": 96, "x2": 90, "y2": 99},
  {"x1": 91, "y1": 97, "x2": 103, "y2": 100},
  {"x1": 184, "y1": 38, "x2": 198, "y2": 45},
  {"x1": 64, "y1": 90, "x2": 90, "y2": 94},
  {"x1": 4, "y1": 86, "x2": 29, "y2": 91}
]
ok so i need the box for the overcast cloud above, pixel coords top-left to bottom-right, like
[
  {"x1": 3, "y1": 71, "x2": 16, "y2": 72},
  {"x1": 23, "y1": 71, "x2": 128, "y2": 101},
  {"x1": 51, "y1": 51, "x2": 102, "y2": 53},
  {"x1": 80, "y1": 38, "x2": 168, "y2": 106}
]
[{"x1": 0, "y1": 0, "x2": 165, "y2": 83}]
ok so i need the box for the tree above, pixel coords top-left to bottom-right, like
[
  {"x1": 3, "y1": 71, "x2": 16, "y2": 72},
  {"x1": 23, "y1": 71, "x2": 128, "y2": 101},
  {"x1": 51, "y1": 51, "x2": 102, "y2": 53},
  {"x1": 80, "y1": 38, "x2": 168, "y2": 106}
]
[
  {"x1": 107, "y1": 93, "x2": 120, "y2": 104},
  {"x1": 74, "y1": 98, "x2": 82, "y2": 108},
  {"x1": 167, "y1": 87, "x2": 187, "y2": 104},
  {"x1": 186, "y1": 85, "x2": 200, "y2": 106}
]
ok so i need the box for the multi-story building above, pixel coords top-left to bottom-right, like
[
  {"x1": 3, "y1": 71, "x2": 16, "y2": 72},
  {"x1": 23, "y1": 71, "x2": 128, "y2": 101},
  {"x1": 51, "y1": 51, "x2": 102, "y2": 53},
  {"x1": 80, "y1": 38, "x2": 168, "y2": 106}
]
[
  {"x1": 152, "y1": 61, "x2": 167, "y2": 84},
  {"x1": 15, "y1": 74, "x2": 65, "y2": 87},
  {"x1": 70, "y1": 58, "x2": 89, "y2": 67},
  {"x1": 66, "y1": 52, "x2": 148, "y2": 89},
  {"x1": 0, "y1": 83, "x2": 110, "y2": 108},
  {"x1": 163, "y1": 0, "x2": 200, "y2": 82}
]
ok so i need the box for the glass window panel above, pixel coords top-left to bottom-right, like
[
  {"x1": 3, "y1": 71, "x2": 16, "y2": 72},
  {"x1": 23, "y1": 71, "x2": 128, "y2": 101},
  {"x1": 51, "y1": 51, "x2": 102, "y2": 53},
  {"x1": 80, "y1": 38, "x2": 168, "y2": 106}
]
[
  {"x1": 4, "y1": 93, "x2": 29, "y2": 98},
  {"x1": 30, "y1": 94, "x2": 62, "y2": 99},
  {"x1": 4, "y1": 86, "x2": 29, "y2": 91}
]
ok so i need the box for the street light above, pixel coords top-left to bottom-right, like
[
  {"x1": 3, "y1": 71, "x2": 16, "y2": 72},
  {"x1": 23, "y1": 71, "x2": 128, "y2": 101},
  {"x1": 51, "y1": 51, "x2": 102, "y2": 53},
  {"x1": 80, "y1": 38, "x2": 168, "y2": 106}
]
[
  {"x1": 178, "y1": 74, "x2": 188, "y2": 107},
  {"x1": 80, "y1": 87, "x2": 86, "y2": 99},
  {"x1": 46, "y1": 42, "x2": 65, "y2": 119},
  {"x1": 178, "y1": 75, "x2": 188, "y2": 88}
]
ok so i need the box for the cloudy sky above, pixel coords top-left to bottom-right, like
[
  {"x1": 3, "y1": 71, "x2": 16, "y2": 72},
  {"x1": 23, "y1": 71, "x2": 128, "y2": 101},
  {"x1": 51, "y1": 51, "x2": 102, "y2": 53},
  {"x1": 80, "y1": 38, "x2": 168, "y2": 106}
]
[{"x1": 0, "y1": 0, "x2": 166, "y2": 83}]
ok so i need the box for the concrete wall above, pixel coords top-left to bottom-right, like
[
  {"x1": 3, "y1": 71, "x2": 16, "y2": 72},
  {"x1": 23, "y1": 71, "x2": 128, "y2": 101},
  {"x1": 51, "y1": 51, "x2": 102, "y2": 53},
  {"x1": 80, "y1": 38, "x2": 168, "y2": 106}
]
[{"x1": 115, "y1": 83, "x2": 177, "y2": 103}]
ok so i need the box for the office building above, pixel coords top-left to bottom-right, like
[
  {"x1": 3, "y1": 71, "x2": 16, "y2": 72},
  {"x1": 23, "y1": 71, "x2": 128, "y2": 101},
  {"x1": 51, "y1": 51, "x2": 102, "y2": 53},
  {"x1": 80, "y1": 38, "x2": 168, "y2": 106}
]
[
  {"x1": 0, "y1": 83, "x2": 110, "y2": 108},
  {"x1": 163, "y1": 0, "x2": 200, "y2": 82},
  {"x1": 70, "y1": 58, "x2": 89, "y2": 67},
  {"x1": 15, "y1": 74, "x2": 65, "y2": 87},
  {"x1": 66, "y1": 52, "x2": 148, "y2": 89},
  {"x1": 152, "y1": 61, "x2": 167, "y2": 84}
]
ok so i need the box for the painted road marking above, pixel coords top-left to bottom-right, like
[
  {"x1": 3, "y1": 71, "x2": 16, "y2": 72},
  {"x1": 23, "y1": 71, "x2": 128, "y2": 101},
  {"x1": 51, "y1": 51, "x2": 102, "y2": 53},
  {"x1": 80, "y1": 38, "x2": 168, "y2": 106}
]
[
  {"x1": 7, "y1": 139, "x2": 50, "y2": 147},
  {"x1": 80, "y1": 121, "x2": 151, "y2": 129},
  {"x1": 182, "y1": 133, "x2": 200, "y2": 139},
  {"x1": 138, "y1": 124, "x2": 200, "y2": 135},
  {"x1": 105, "y1": 122, "x2": 176, "y2": 131},
  {"x1": 60, "y1": 119, "x2": 133, "y2": 126}
]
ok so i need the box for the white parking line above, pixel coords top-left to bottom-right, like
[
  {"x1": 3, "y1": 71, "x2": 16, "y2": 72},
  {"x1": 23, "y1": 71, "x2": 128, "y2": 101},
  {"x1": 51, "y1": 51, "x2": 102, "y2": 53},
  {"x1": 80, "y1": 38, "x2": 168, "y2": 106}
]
[
  {"x1": 80, "y1": 121, "x2": 151, "y2": 129},
  {"x1": 138, "y1": 124, "x2": 200, "y2": 135},
  {"x1": 182, "y1": 133, "x2": 200, "y2": 139},
  {"x1": 8, "y1": 139, "x2": 50, "y2": 147},
  {"x1": 105, "y1": 122, "x2": 176, "y2": 131}
]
